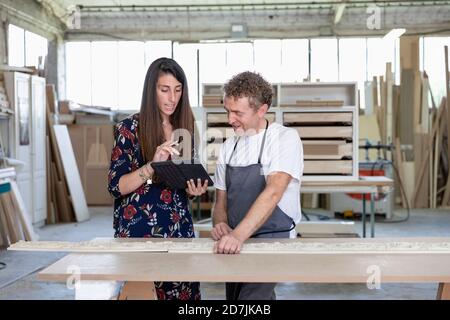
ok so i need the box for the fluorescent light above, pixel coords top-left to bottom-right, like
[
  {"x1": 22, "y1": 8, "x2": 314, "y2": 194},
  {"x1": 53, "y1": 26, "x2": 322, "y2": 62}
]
[
  {"x1": 383, "y1": 28, "x2": 406, "y2": 41},
  {"x1": 334, "y1": 4, "x2": 346, "y2": 25}
]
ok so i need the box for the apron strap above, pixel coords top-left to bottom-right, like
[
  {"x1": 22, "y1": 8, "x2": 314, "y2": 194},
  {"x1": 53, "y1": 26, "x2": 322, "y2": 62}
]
[
  {"x1": 227, "y1": 136, "x2": 240, "y2": 164},
  {"x1": 251, "y1": 220, "x2": 296, "y2": 238},
  {"x1": 257, "y1": 119, "x2": 269, "y2": 164},
  {"x1": 227, "y1": 119, "x2": 269, "y2": 165}
]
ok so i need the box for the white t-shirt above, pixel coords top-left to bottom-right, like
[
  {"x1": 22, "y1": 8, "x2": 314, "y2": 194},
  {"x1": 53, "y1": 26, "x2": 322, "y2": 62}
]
[{"x1": 214, "y1": 122, "x2": 304, "y2": 238}]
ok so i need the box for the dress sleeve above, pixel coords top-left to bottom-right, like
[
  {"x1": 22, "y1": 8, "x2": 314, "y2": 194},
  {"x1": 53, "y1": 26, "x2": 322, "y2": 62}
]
[{"x1": 107, "y1": 119, "x2": 136, "y2": 198}]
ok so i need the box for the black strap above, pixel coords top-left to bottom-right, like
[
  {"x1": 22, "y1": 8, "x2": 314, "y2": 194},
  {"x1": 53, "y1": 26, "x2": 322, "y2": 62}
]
[
  {"x1": 227, "y1": 119, "x2": 269, "y2": 165},
  {"x1": 251, "y1": 220, "x2": 296, "y2": 238},
  {"x1": 257, "y1": 119, "x2": 269, "y2": 164}
]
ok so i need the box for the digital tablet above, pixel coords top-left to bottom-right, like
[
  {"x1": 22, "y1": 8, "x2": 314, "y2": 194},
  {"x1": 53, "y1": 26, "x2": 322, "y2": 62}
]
[{"x1": 150, "y1": 161, "x2": 214, "y2": 189}]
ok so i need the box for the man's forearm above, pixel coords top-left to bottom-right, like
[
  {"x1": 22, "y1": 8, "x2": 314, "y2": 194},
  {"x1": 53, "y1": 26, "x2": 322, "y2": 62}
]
[
  {"x1": 232, "y1": 186, "x2": 281, "y2": 241},
  {"x1": 212, "y1": 205, "x2": 227, "y2": 226}
]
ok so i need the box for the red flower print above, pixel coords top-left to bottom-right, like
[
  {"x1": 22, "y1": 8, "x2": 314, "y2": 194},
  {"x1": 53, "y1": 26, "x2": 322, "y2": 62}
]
[
  {"x1": 156, "y1": 288, "x2": 166, "y2": 300},
  {"x1": 117, "y1": 231, "x2": 129, "y2": 238},
  {"x1": 123, "y1": 205, "x2": 137, "y2": 220},
  {"x1": 171, "y1": 212, "x2": 181, "y2": 224},
  {"x1": 135, "y1": 185, "x2": 146, "y2": 195},
  {"x1": 179, "y1": 289, "x2": 190, "y2": 300},
  {"x1": 111, "y1": 146, "x2": 122, "y2": 161},
  {"x1": 119, "y1": 126, "x2": 135, "y2": 142},
  {"x1": 160, "y1": 189, "x2": 172, "y2": 204}
]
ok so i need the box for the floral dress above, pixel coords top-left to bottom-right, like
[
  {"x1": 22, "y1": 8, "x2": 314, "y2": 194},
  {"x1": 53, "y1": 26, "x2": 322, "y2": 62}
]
[{"x1": 107, "y1": 113, "x2": 201, "y2": 300}]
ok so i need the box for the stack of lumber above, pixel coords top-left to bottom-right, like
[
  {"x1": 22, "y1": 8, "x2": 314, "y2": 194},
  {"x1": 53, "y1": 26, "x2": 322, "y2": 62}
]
[
  {"x1": 45, "y1": 84, "x2": 90, "y2": 224},
  {"x1": 369, "y1": 44, "x2": 450, "y2": 209},
  {"x1": 0, "y1": 170, "x2": 38, "y2": 246}
]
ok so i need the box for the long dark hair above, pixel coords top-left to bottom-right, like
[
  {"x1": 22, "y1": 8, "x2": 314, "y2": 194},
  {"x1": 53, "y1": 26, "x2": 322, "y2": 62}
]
[{"x1": 138, "y1": 58, "x2": 195, "y2": 164}]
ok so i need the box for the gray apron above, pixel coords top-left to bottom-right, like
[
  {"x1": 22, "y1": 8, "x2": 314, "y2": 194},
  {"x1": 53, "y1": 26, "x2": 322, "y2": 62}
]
[{"x1": 225, "y1": 120, "x2": 295, "y2": 300}]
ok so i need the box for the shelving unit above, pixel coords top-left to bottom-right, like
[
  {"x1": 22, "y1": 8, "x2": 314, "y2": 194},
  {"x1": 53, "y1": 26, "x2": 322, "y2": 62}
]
[{"x1": 199, "y1": 82, "x2": 359, "y2": 181}]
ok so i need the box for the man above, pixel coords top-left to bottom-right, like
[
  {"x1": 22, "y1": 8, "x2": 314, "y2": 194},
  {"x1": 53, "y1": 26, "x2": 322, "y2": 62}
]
[{"x1": 211, "y1": 71, "x2": 304, "y2": 300}]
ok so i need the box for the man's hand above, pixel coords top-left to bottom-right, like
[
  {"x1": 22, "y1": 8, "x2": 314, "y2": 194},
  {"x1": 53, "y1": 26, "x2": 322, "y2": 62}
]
[
  {"x1": 211, "y1": 222, "x2": 232, "y2": 240},
  {"x1": 214, "y1": 232, "x2": 243, "y2": 254}
]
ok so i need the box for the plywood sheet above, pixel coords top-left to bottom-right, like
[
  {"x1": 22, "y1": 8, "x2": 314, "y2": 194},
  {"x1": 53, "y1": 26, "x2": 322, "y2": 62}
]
[
  {"x1": 32, "y1": 237, "x2": 450, "y2": 284},
  {"x1": 53, "y1": 125, "x2": 89, "y2": 222}
]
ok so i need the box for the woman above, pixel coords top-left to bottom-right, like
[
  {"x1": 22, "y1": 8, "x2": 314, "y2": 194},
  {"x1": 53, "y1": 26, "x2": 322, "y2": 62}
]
[{"x1": 108, "y1": 57, "x2": 208, "y2": 300}]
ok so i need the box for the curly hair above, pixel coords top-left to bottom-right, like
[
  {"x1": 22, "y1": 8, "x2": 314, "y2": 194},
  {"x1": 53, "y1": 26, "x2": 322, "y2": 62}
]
[{"x1": 223, "y1": 71, "x2": 273, "y2": 109}]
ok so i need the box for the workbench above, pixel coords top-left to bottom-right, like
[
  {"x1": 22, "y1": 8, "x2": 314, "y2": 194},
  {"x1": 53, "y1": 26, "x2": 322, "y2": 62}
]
[
  {"x1": 23, "y1": 237, "x2": 450, "y2": 300},
  {"x1": 302, "y1": 176, "x2": 394, "y2": 238}
]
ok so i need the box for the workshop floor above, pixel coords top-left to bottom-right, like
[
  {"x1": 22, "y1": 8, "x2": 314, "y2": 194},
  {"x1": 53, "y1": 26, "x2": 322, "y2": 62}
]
[{"x1": 1, "y1": 206, "x2": 449, "y2": 300}]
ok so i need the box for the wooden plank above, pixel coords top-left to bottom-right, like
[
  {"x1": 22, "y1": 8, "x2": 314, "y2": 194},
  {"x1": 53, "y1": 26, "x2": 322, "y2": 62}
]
[
  {"x1": 0, "y1": 193, "x2": 21, "y2": 243},
  {"x1": 303, "y1": 141, "x2": 352, "y2": 160},
  {"x1": 52, "y1": 125, "x2": 89, "y2": 222},
  {"x1": 283, "y1": 112, "x2": 352, "y2": 124},
  {"x1": 414, "y1": 132, "x2": 430, "y2": 208},
  {"x1": 440, "y1": 45, "x2": 450, "y2": 206},
  {"x1": 33, "y1": 237, "x2": 450, "y2": 285},
  {"x1": 394, "y1": 138, "x2": 409, "y2": 208},
  {"x1": 400, "y1": 36, "x2": 420, "y2": 72},
  {"x1": 399, "y1": 69, "x2": 415, "y2": 155},
  {"x1": 9, "y1": 180, "x2": 38, "y2": 241},
  {"x1": 46, "y1": 84, "x2": 58, "y2": 114},
  {"x1": 46, "y1": 135, "x2": 55, "y2": 224},
  {"x1": 385, "y1": 63, "x2": 394, "y2": 158},
  {"x1": 0, "y1": 196, "x2": 11, "y2": 246},
  {"x1": 304, "y1": 160, "x2": 353, "y2": 174},
  {"x1": 359, "y1": 114, "x2": 381, "y2": 161},
  {"x1": 413, "y1": 98, "x2": 446, "y2": 205},
  {"x1": 379, "y1": 75, "x2": 386, "y2": 146},
  {"x1": 292, "y1": 126, "x2": 352, "y2": 139},
  {"x1": 52, "y1": 162, "x2": 71, "y2": 223},
  {"x1": 403, "y1": 161, "x2": 415, "y2": 208},
  {"x1": 372, "y1": 76, "x2": 378, "y2": 108}
]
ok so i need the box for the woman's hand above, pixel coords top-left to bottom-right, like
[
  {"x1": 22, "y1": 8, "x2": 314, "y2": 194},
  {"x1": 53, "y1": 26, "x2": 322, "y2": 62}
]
[
  {"x1": 152, "y1": 140, "x2": 180, "y2": 162},
  {"x1": 186, "y1": 178, "x2": 209, "y2": 198}
]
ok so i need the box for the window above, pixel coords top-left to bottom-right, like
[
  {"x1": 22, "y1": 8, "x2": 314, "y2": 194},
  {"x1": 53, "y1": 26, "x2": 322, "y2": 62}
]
[
  {"x1": 173, "y1": 42, "x2": 199, "y2": 106},
  {"x1": 225, "y1": 42, "x2": 254, "y2": 80},
  {"x1": 339, "y1": 38, "x2": 367, "y2": 107},
  {"x1": 118, "y1": 41, "x2": 145, "y2": 109},
  {"x1": 8, "y1": 24, "x2": 48, "y2": 68},
  {"x1": 367, "y1": 37, "x2": 399, "y2": 82},
  {"x1": 254, "y1": 40, "x2": 282, "y2": 83},
  {"x1": 65, "y1": 42, "x2": 92, "y2": 105},
  {"x1": 281, "y1": 39, "x2": 309, "y2": 83},
  {"x1": 199, "y1": 43, "x2": 227, "y2": 96},
  {"x1": 8, "y1": 24, "x2": 25, "y2": 67},
  {"x1": 65, "y1": 37, "x2": 403, "y2": 110},
  {"x1": 145, "y1": 41, "x2": 172, "y2": 68},
  {"x1": 422, "y1": 36, "x2": 450, "y2": 107},
  {"x1": 311, "y1": 38, "x2": 338, "y2": 82},
  {"x1": 91, "y1": 41, "x2": 118, "y2": 107},
  {"x1": 25, "y1": 31, "x2": 48, "y2": 68}
]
